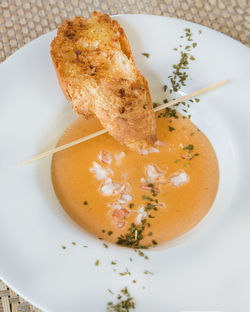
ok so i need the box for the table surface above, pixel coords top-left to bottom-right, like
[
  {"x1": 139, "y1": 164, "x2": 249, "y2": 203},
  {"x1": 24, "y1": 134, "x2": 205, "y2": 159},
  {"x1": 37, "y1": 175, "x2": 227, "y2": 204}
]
[{"x1": 0, "y1": 0, "x2": 249, "y2": 311}]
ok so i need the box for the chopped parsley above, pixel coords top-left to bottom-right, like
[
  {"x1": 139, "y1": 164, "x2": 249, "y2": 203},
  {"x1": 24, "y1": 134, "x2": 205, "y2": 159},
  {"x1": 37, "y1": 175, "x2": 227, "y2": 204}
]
[
  {"x1": 83, "y1": 200, "x2": 88, "y2": 205},
  {"x1": 108, "y1": 289, "x2": 114, "y2": 295},
  {"x1": 158, "y1": 28, "x2": 199, "y2": 118},
  {"x1": 116, "y1": 221, "x2": 148, "y2": 249},
  {"x1": 158, "y1": 107, "x2": 179, "y2": 119},
  {"x1": 142, "y1": 52, "x2": 150, "y2": 58},
  {"x1": 145, "y1": 203, "x2": 157, "y2": 211},
  {"x1": 106, "y1": 287, "x2": 135, "y2": 312},
  {"x1": 183, "y1": 144, "x2": 194, "y2": 151},
  {"x1": 190, "y1": 153, "x2": 199, "y2": 160},
  {"x1": 142, "y1": 195, "x2": 153, "y2": 201},
  {"x1": 119, "y1": 268, "x2": 131, "y2": 276},
  {"x1": 95, "y1": 259, "x2": 100, "y2": 266},
  {"x1": 117, "y1": 187, "x2": 160, "y2": 249},
  {"x1": 142, "y1": 195, "x2": 158, "y2": 203},
  {"x1": 134, "y1": 249, "x2": 149, "y2": 260},
  {"x1": 169, "y1": 126, "x2": 175, "y2": 132}
]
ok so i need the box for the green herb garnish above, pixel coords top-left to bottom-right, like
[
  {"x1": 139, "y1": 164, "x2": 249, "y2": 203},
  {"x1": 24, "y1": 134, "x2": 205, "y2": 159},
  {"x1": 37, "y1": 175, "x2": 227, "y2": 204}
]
[
  {"x1": 142, "y1": 195, "x2": 153, "y2": 201},
  {"x1": 134, "y1": 249, "x2": 149, "y2": 260},
  {"x1": 190, "y1": 153, "x2": 199, "y2": 160},
  {"x1": 116, "y1": 222, "x2": 147, "y2": 249},
  {"x1": 108, "y1": 289, "x2": 114, "y2": 295},
  {"x1": 106, "y1": 287, "x2": 135, "y2": 312},
  {"x1": 142, "y1": 52, "x2": 150, "y2": 58},
  {"x1": 183, "y1": 144, "x2": 194, "y2": 151},
  {"x1": 158, "y1": 107, "x2": 179, "y2": 119},
  {"x1": 119, "y1": 268, "x2": 131, "y2": 276},
  {"x1": 145, "y1": 203, "x2": 157, "y2": 211},
  {"x1": 169, "y1": 126, "x2": 175, "y2": 132}
]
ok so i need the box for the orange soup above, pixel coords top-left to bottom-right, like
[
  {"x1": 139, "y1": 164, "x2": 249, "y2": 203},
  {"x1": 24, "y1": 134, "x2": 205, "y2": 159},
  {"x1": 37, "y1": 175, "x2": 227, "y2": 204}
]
[{"x1": 52, "y1": 112, "x2": 219, "y2": 247}]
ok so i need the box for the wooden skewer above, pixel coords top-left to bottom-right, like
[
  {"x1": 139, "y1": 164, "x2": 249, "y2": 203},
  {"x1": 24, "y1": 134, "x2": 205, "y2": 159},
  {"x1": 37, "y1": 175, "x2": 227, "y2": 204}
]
[
  {"x1": 16, "y1": 128, "x2": 108, "y2": 167},
  {"x1": 16, "y1": 80, "x2": 227, "y2": 167},
  {"x1": 153, "y1": 80, "x2": 227, "y2": 112}
]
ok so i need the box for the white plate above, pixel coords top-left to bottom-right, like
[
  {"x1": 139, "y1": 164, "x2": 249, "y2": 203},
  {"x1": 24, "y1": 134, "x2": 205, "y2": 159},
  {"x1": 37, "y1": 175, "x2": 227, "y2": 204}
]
[{"x1": 0, "y1": 14, "x2": 250, "y2": 312}]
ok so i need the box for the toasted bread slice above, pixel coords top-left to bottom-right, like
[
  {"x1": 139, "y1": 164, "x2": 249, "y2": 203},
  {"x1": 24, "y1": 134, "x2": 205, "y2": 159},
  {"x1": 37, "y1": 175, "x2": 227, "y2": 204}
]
[{"x1": 50, "y1": 12, "x2": 157, "y2": 150}]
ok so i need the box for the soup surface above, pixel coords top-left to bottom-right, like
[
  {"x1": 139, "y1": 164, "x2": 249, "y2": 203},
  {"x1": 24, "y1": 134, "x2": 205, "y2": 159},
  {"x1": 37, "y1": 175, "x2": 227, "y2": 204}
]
[{"x1": 52, "y1": 112, "x2": 219, "y2": 247}]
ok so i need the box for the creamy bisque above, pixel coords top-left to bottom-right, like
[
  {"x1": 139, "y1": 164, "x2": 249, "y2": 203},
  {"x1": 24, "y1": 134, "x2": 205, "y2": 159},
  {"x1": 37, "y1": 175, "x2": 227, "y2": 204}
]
[{"x1": 52, "y1": 113, "x2": 219, "y2": 247}]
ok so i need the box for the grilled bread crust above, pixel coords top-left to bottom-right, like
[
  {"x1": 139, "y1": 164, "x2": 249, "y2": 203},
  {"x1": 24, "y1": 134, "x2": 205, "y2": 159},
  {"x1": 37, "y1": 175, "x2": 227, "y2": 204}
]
[{"x1": 50, "y1": 12, "x2": 157, "y2": 150}]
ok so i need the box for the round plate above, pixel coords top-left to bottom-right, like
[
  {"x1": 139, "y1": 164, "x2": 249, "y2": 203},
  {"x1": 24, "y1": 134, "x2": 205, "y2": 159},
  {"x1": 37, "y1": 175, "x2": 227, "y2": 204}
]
[{"x1": 0, "y1": 15, "x2": 250, "y2": 312}]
